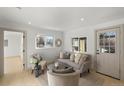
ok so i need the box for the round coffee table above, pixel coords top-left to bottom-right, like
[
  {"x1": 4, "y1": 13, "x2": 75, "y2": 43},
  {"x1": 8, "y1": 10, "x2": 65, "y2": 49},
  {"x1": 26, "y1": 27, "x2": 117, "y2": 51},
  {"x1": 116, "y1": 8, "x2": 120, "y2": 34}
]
[{"x1": 47, "y1": 62, "x2": 74, "y2": 74}]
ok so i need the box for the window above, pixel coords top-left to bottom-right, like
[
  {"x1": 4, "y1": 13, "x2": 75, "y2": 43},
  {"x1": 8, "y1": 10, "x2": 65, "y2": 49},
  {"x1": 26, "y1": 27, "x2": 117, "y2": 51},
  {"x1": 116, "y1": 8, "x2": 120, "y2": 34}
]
[
  {"x1": 79, "y1": 37, "x2": 87, "y2": 53},
  {"x1": 72, "y1": 38, "x2": 79, "y2": 52},
  {"x1": 99, "y1": 32, "x2": 116, "y2": 53},
  {"x1": 72, "y1": 37, "x2": 87, "y2": 53}
]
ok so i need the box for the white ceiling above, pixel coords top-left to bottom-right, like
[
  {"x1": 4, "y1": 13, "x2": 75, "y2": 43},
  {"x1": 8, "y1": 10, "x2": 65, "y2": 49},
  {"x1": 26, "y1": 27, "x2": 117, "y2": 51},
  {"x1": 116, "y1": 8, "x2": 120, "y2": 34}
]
[{"x1": 0, "y1": 7, "x2": 124, "y2": 31}]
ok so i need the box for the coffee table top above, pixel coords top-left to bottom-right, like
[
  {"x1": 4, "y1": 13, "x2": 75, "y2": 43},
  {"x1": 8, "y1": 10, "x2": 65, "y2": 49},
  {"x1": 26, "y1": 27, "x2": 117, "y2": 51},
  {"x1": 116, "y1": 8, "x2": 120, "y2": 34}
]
[
  {"x1": 47, "y1": 62, "x2": 70, "y2": 70},
  {"x1": 47, "y1": 62, "x2": 74, "y2": 74}
]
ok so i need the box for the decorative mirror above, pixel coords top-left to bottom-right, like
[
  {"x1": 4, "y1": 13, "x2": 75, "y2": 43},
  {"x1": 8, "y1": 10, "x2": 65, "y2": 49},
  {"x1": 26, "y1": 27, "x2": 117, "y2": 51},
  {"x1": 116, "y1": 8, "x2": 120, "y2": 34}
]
[
  {"x1": 35, "y1": 35, "x2": 54, "y2": 49},
  {"x1": 55, "y1": 39, "x2": 62, "y2": 47}
]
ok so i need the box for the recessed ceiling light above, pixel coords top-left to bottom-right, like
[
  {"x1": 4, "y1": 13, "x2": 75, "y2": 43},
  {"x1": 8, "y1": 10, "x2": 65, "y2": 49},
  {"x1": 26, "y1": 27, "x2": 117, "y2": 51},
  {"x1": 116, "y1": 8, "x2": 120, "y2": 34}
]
[
  {"x1": 81, "y1": 18, "x2": 84, "y2": 21},
  {"x1": 28, "y1": 22, "x2": 31, "y2": 24}
]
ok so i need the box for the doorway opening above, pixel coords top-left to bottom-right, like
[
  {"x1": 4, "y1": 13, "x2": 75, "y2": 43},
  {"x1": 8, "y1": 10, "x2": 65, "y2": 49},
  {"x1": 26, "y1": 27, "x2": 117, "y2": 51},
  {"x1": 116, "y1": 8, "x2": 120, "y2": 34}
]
[{"x1": 4, "y1": 31, "x2": 24, "y2": 74}]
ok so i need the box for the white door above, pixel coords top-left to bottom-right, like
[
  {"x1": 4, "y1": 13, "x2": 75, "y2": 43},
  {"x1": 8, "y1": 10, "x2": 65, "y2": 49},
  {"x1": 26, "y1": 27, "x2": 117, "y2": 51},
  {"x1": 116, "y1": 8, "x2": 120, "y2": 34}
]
[{"x1": 96, "y1": 27, "x2": 120, "y2": 79}]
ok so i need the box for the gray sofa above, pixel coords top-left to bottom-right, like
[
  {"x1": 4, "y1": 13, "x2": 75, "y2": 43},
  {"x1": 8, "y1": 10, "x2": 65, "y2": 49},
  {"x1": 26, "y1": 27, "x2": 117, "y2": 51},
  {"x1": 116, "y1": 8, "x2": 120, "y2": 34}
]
[{"x1": 57, "y1": 53, "x2": 91, "y2": 76}]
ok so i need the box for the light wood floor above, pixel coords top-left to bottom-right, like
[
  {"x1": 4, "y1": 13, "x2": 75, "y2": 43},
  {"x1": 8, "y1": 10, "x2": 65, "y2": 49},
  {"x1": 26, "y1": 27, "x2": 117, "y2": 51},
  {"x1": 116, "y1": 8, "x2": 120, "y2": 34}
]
[
  {"x1": 0, "y1": 57, "x2": 124, "y2": 86},
  {"x1": 4, "y1": 56, "x2": 23, "y2": 74}
]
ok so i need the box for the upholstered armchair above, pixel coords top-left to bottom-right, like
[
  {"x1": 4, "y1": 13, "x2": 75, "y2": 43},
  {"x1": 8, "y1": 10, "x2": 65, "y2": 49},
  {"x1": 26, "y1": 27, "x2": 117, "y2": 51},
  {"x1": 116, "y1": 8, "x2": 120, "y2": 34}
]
[{"x1": 47, "y1": 70, "x2": 80, "y2": 86}]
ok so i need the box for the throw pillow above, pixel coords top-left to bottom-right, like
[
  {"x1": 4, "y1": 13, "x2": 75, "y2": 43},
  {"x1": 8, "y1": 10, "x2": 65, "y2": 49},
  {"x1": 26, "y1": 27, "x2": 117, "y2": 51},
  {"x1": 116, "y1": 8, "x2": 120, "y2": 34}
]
[
  {"x1": 79, "y1": 54, "x2": 89, "y2": 65},
  {"x1": 70, "y1": 53, "x2": 75, "y2": 62},
  {"x1": 74, "y1": 53, "x2": 82, "y2": 64},
  {"x1": 60, "y1": 52, "x2": 64, "y2": 59},
  {"x1": 64, "y1": 52, "x2": 70, "y2": 59}
]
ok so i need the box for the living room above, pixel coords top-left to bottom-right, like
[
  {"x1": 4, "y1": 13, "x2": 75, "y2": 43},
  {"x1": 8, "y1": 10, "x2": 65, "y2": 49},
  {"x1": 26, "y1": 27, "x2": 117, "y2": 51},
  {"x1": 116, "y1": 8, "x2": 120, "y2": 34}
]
[{"x1": 0, "y1": 7, "x2": 124, "y2": 87}]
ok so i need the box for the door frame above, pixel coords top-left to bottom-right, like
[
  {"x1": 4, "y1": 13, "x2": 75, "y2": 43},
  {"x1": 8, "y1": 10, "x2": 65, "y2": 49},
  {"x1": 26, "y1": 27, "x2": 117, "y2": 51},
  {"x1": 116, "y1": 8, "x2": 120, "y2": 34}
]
[
  {"x1": 95, "y1": 25, "x2": 122, "y2": 79},
  {"x1": 0, "y1": 31, "x2": 4, "y2": 76},
  {"x1": 0, "y1": 27, "x2": 27, "y2": 75}
]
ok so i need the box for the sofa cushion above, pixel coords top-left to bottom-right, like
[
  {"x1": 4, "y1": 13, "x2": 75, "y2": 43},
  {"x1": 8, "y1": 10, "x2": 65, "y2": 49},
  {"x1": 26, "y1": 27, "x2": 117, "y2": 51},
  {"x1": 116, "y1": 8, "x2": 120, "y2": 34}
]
[
  {"x1": 70, "y1": 53, "x2": 75, "y2": 62},
  {"x1": 57, "y1": 59, "x2": 80, "y2": 69},
  {"x1": 74, "y1": 53, "x2": 82, "y2": 64}
]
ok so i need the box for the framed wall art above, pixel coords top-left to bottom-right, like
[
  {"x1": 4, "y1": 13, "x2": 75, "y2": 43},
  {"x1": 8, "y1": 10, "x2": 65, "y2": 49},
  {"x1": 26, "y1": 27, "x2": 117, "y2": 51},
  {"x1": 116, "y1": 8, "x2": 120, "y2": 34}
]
[{"x1": 35, "y1": 35, "x2": 54, "y2": 49}]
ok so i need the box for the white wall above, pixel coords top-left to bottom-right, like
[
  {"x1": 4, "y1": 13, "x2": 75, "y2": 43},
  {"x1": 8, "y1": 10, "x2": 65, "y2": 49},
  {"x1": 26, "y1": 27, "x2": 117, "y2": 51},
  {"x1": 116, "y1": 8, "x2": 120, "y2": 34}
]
[
  {"x1": 64, "y1": 27, "x2": 95, "y2": 68},
  {"x1": 4, "y1": 31, "x2": 23, "y2": 57},
  {"x1": 27, "y1": 27, "x2": 63, "y2": 68},
  {"x1": 64, "y1": 18, "x2": 124, "y2": 69}
]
